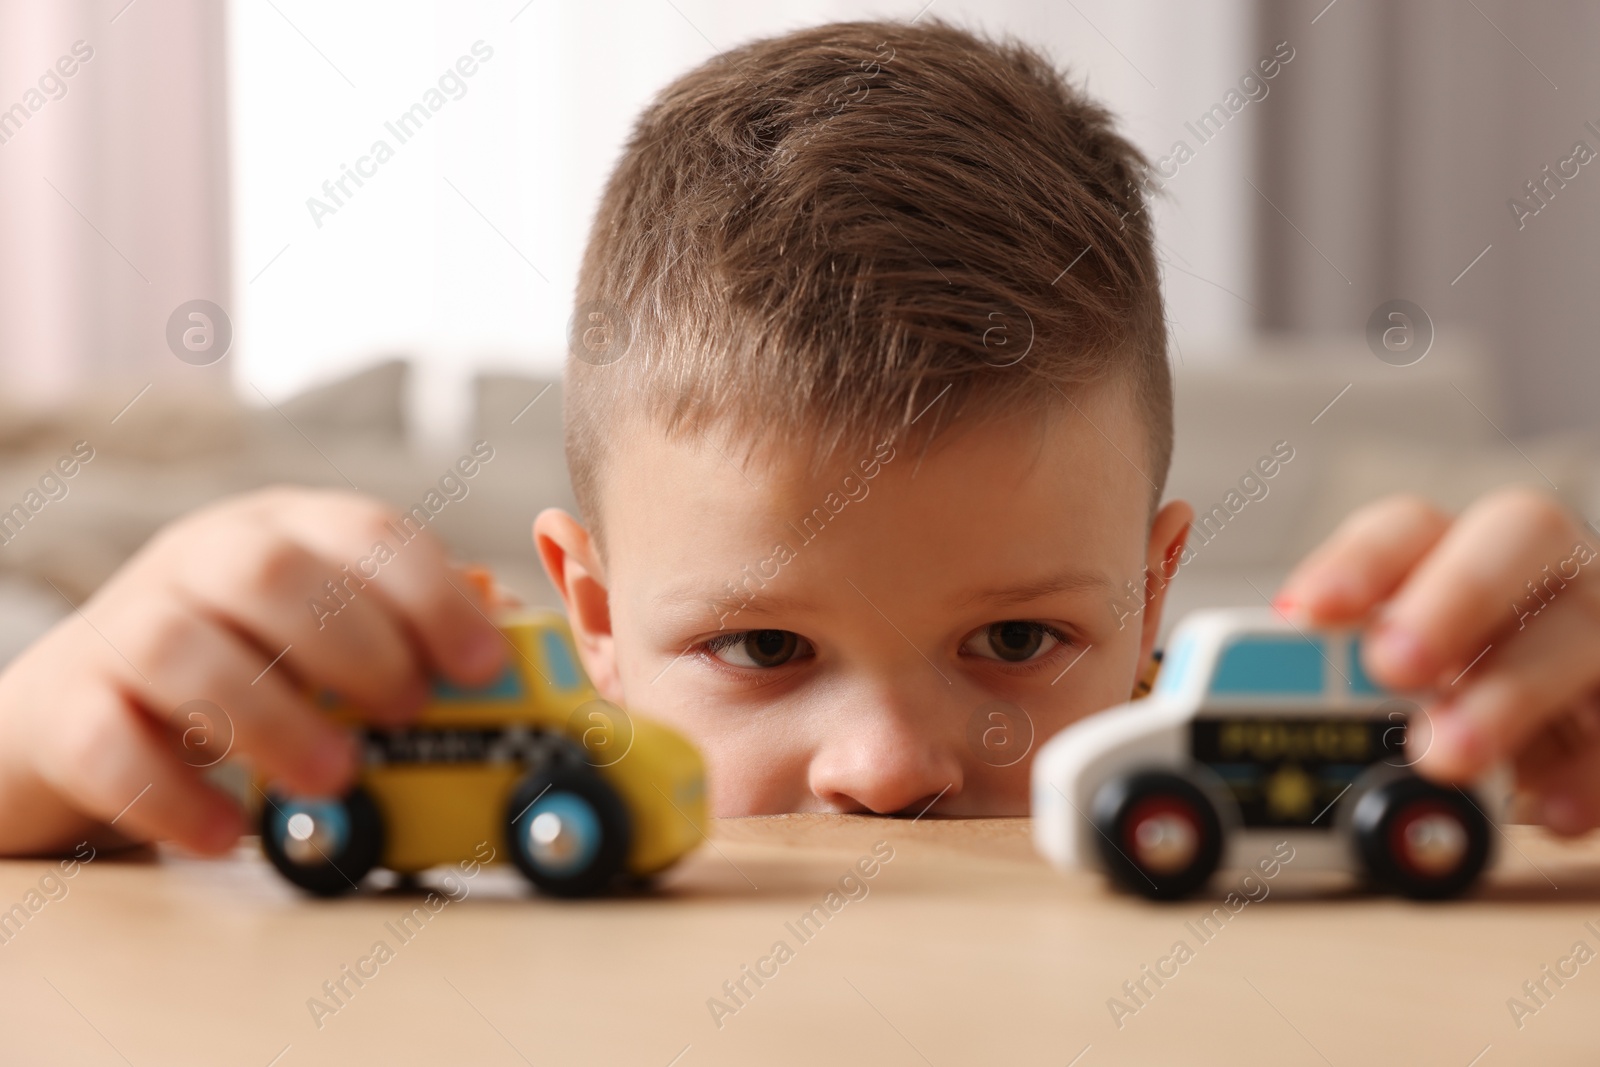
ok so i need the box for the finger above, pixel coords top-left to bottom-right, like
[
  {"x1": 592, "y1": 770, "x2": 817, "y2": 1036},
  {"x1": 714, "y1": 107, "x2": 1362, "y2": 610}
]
[
  {"x1": 1512, "y1": 693, "x2": 1600, "y2": 777},
  {"x1": 1276, "y1": 494, "x2": 1450, "y2": 624},
  {"x1": 94, "y1": 598, "x2": 357, "y2": 795},
  {"x1": 1365, "y1": 487, "x2": 1590, "y2": 690},
  {"x1": 1515, "y1": 698, "x2": 1600, "y2": 836},
  {"x1": 263, "y1": 490, "x2": 507, "y2": 686},
  {"x1": 1416, "y1": 590, "x2": 1600, "y2": 780},
  {"x1": 32, "y1": 685, "x2": 244, "y2": 855},
  {"x1": 162, "y1": 515, "x2": 426, "y2": 719}
]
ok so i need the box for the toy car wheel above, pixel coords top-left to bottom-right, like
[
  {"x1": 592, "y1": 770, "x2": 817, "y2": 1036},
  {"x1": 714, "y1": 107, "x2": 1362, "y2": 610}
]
[
  {"x1": 505, "y1": 765, "x2": 631, "y2": 898},
  {"x1": 1352, "y1": 776, "x2": 1490, "y2": 899},
  {"x1": 1091, "y1": 770, "x2": 1224, "y2": 900},
  {"x1": 259, "y1": 787, "x2": 385, "y2": 897}
]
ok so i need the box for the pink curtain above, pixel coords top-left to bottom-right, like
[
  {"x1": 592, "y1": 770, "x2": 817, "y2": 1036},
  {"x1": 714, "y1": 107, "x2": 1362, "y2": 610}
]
[{"x1": 0, "y1": 0, "x2": 230, "y2": 403}]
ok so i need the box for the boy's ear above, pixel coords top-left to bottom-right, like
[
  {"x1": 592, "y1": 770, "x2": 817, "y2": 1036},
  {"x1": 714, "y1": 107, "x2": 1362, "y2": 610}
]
[
  {"x1": 533, "y1": 508, "x2": 621, "y2": 701},
  {"x1": 1140, "y1": 500, "x2": 1194, "y2": 669}
]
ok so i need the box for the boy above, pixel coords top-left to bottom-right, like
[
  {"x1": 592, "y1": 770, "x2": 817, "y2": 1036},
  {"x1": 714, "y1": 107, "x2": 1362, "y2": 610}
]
[{"x1": 0, "y1": 21, "x2": 1596, "y2": 856}]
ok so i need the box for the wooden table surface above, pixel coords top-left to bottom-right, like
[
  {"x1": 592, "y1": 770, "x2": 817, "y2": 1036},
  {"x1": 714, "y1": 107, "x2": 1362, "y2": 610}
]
[{"x1": 1, "y1": 816, "x2": 1598, "y2": 1066}]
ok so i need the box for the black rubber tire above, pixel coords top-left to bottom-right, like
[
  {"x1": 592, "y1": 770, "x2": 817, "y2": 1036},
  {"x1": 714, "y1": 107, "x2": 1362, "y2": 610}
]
[
  {"x1": 1352, "y1": 776, "x2": 1491, "y2": 900},
  {"x1": 259, "y1": 786, "x2": 385, "y2": 897},
  {"x1": 1092, "y1": 769, "x2": 1224, "y2": 901},
  {"x1": 504, "y1": 764, "x2": 631, "y2": 898}
]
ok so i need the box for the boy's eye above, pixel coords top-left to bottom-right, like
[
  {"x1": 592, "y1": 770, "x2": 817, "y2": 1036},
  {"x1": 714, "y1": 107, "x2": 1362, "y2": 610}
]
[
  {"x1": 706, "y1": 630, "x2": 810, "y2": 668},
  {"x1": 963, "y1": 621, "x2": 1064, "y2": 663}
]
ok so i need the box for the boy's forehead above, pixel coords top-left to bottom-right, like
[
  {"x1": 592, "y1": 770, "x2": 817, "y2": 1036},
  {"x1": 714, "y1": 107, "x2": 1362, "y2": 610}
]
[{"x1": 598, "y1": 383, "x2": 1154, "y2": 603}]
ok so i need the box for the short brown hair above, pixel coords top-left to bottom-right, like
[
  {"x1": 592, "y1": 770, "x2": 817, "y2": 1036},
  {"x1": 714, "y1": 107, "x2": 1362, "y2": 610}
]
[{"x1": 566, "y1": 19, "x2": 1169, "y2": 545}]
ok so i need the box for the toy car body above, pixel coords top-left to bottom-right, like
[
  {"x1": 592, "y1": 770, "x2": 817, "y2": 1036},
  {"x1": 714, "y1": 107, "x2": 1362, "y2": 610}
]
[
  {"x1": 1033, "y1": 608, "x2": 1510, "y2": 900},
  {"x1": 258, "y1": 608, "x2": 706, "y2": 898}
]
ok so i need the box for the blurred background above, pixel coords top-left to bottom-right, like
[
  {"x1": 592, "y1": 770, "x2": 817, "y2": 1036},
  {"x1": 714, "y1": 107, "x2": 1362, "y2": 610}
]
[{"x1": 0, "y1": 0, "x2": 1595, "y2": 663}]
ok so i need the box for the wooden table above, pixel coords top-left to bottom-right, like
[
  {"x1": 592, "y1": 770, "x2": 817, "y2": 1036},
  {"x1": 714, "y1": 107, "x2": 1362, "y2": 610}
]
[{"x1": 1, "y1": 816, "x2": 1597, "y2": 1065}]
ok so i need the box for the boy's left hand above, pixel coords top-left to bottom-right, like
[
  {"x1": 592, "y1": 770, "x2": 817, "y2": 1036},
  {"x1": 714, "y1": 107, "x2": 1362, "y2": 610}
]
[{"x1": 1276, "y1": 487, "x2": 1600, "y2": 835}]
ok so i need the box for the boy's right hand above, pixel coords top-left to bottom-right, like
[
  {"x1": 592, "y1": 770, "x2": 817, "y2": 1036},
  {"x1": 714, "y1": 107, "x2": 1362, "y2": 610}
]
[
  {"x1": 1276, "y1": 488, "x2": 1600, "y2": 833},
  {"x1": 0, "y1": 487, "x2": 507, "y2": 857}
]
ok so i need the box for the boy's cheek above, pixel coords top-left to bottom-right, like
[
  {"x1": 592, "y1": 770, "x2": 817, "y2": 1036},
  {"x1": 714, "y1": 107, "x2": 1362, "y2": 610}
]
[
  {"x1": 607, "y1": 665, "x2": 807, "y2": 815},
  {"x1": 703, "y1": 740, "x2": 814, "y2": 817},
  {"x1": 959, "y1": 760, "x2": 1033, "y2": 817}
]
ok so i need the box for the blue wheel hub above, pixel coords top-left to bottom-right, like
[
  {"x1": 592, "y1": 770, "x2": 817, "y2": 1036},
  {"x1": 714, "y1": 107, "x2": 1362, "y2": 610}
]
[
  {"x1": 517, "y1": 791, "x2": 602, "y2": 876},
  {"x1": 272, "y1": 799, "x2": 350, "y2": 866}
]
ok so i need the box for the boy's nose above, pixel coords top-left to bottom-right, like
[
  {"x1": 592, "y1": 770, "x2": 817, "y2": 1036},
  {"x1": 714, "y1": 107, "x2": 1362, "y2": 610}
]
[{"x1": 807, "y1": 704, "x2": 964, "y2": 815}]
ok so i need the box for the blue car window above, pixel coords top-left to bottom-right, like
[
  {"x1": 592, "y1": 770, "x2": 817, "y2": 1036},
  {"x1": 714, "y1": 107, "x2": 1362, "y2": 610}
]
[
  {"x1": 1210, "y1": 636, "x2": 1324, "y2": 695},
  {"x1": 540, "y1": 628, "x2": 583, "y2": 690},
  {"x1": 1347, "y1": 638, "x2": 1385, "y2": 695},
  {"x1": 433, "y1": 663, "x2": 524, "y2": 701},
  {"x1": 1156, "y1": 633, "x2": 1198, "y2": 696}
]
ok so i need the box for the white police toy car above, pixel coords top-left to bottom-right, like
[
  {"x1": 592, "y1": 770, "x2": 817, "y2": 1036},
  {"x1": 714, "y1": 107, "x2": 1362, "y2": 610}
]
[{"x1": 1033, "y1": 608, "x2": 1509, "y2": 901}]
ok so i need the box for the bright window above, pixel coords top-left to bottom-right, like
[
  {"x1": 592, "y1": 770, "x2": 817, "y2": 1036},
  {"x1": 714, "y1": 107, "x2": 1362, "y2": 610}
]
[{"x1": 226, "y1": 1, "x2": 1255, "y2": 444}]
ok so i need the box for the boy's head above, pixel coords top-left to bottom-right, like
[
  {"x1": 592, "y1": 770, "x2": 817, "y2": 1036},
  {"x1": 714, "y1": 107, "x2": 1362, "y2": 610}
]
[{"x1": 536, "y1": 19, "x2": 1193, "y2": 816}]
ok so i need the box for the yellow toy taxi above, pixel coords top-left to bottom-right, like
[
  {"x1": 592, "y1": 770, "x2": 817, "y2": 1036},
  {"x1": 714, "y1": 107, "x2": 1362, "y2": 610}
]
[{"x1": 257, "y1": 584, "x2": 706, "y2": 898}]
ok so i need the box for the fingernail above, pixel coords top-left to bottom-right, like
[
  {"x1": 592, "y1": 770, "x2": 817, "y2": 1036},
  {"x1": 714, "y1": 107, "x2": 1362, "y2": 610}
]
[
  {"x1": 1540, "y1": 792, "x2": 1588, "y2": 836},
  {"x1": 1272, "y1": 592, "x2": 1312, "y2": 626},
  {"x1": 1368, "y1": 624, "x2": 1434, "y2": 682}
]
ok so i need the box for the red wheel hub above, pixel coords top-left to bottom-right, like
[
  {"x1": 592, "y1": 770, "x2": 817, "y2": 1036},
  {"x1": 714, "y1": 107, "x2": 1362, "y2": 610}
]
[
  {"x1": 1123, "y1": 796, "x2": 1202, "y2": 875},
  {"x1": 1388, "y1": 799, "x2": 1469, "y2": 879}
]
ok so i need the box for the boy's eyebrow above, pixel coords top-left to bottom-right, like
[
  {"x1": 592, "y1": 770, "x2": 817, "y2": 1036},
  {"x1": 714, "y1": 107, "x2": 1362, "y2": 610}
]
[
  {"x1": 953, "y1": 567, "x2": 1115, "y2": 608},
  {"x1": 653, "y1": 585, "x2": 817, "y2": 619},
  {"x1": 653, "y1": 566, "x2": 1113, "y2": 622}
]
